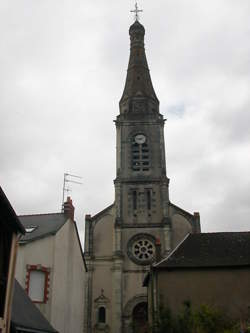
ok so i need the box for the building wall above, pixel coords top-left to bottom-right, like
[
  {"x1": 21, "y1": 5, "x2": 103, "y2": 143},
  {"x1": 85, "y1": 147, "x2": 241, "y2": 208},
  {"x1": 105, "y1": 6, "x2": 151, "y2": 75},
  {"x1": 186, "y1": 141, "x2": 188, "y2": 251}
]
[
  {"x1": 51, "y1": 221, "x2": 85, "y2": 333},
  {"x1": 15, "y1": 220, "x2": 85, "y2": 333},
  {"x1": 84, "y1": 209, "x2": 114, "y2": 333},
  {"x1": 85, "y1": 205, "x2": 195, "y2": 333},
  {"x1": 156, "y1": 267, "x2": 250, "y2": 319},
  {"x1": 15, "y1": 235, "x2": 54, "y2": 321}
]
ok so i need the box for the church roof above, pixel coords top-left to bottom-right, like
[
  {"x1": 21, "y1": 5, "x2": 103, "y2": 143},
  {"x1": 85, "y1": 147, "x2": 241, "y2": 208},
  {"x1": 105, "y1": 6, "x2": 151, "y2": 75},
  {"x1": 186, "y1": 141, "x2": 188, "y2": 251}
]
[
  {"x1": 119, "y1": 20, "x2": 159, "y2": 111},
  {"x1": 19, "y1": 213, "x2": 68, "y2": 243},
  {"x1": 154, "y1": 232, "x2": 250, "y2": 269},
  {"x1": 11, "y1": 279, "x2": 58, "y2": 333},
  {"x1": 86, "y1": 203, "x2": 114, "y2": 222}
]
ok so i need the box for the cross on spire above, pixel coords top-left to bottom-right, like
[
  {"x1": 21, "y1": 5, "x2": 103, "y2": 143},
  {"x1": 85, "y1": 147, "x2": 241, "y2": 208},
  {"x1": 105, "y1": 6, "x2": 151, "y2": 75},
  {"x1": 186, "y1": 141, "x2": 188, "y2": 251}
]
[{"x1": 130, "y1": 2, "x2": 143, "y2": 22}]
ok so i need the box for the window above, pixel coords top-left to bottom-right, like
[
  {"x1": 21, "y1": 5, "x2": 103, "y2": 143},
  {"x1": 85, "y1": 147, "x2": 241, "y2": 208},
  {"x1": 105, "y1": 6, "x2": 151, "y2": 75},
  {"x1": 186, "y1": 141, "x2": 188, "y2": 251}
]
[
  {"x1": 94, "y1": 289, "x2": 109, "y2": 326},
  {"x1": 147, "y1": 190, "x2": 151, "y2": 210},
  {"x1": 98, "y1": 306, "x2": 106, "y2": 323},
  {"x1": 127, "y1": 234, "x2": 156, "y2": 265},
  {"x1": 133, "y1": 190, "x2": 137, "y2": 210},
  {"x1": 25, "y1": 226, "x2": 37, "y2": 233},
  {"x1": 26, "y1": 265, "x2": 50, "y2": 303},
  {"x1": 29, "y1": 271, "x2": 46, "y2": 302}
]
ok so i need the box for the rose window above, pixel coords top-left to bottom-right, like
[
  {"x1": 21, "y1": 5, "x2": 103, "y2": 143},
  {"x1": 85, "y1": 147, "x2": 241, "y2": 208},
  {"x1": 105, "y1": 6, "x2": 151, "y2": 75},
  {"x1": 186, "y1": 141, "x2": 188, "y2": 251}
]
[{"x1": 128, "y1": 234, "x2": 156, "y2": 265}]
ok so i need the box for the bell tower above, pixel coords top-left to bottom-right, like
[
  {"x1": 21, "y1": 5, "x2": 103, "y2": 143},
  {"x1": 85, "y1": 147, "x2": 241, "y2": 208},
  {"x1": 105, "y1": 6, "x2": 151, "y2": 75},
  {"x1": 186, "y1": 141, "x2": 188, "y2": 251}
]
[{"x1": 114, "y1": 19, "x2": 170, "y2": 238}]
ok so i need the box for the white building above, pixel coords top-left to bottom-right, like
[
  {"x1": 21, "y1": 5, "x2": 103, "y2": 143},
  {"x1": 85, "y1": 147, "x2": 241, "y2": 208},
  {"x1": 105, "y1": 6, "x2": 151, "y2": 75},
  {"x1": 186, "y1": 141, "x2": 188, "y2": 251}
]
[{"x1": 15, "y1": 197, "x2": 86, "y2": 333}]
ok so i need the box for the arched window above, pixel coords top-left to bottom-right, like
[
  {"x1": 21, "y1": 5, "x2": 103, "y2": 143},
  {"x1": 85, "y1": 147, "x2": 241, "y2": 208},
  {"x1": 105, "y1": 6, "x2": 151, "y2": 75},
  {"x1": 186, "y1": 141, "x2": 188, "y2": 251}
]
[{"x1": 98, "y1": 306, "x2": 106, "y2": 323}]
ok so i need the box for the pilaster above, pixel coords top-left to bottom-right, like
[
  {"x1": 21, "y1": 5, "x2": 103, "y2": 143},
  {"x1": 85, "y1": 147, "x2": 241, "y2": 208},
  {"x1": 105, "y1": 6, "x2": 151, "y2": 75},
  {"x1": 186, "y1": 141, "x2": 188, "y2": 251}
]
[{"x1": 111, "y1": 258, "x2": 123, "y2": 333}]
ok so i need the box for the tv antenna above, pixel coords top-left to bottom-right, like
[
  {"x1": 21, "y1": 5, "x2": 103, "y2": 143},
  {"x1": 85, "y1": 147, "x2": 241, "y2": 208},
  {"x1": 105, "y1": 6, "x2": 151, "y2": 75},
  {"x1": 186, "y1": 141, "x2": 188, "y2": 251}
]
[{"x1": 61, "y1": 173, "x2": 82, "y2": 212}]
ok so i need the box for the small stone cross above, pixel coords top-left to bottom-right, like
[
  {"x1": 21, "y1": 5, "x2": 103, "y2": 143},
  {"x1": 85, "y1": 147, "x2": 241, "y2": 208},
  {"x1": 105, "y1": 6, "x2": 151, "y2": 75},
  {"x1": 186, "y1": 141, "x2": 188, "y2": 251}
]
[{"x1": 130, "y1": 2, "x2": 143, "y2": 21}]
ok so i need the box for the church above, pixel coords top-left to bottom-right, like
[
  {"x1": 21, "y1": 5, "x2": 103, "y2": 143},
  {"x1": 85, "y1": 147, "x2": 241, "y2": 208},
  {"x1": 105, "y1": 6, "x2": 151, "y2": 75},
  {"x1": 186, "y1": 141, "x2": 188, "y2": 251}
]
[{"x1": 84, "y1": 14, "x2": 201, "y2": 333}]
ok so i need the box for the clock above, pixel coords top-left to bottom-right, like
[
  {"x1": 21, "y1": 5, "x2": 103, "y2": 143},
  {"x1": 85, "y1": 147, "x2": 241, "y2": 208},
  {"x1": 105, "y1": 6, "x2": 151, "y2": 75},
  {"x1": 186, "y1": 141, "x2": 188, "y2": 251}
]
[{"x1": 135, "y1": 134, "x2": 146, "y2": 144}]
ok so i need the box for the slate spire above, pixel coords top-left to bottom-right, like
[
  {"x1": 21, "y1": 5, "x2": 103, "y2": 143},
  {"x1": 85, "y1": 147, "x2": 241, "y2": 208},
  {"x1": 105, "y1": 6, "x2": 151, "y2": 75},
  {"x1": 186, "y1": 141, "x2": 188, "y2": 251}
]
[{"x1": 119, "y1": 21, "x2": 159, "y2": 114}]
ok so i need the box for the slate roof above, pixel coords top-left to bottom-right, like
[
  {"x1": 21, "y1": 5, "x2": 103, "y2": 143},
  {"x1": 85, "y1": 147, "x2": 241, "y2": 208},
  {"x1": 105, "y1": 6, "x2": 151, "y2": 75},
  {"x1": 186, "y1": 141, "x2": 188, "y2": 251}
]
[
  {"x1": 154, "y1": 232, "x2": 250, "y2": 269},
  {"x1": 19, "y1": 213, "x2": 68, "y2": 243},
  {"x1": 11, "y1": 280, "x2": 58, "y2": 333}
]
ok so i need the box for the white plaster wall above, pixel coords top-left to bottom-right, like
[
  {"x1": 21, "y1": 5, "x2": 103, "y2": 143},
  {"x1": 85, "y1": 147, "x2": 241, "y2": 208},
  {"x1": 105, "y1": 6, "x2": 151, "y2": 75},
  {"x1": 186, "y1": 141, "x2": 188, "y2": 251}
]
[
  {"x1": 15, "y1": 236, "x2": 54, "y2": 321},
  {"x1": 68, "y1": 223, "x2": 85, "y2": 333},
  {"x1": 15, "y1": 220, "x2": 85, "y2": 333},
  {"x1": 51, "y1": 220, "x2": 85, "y2": 333}
]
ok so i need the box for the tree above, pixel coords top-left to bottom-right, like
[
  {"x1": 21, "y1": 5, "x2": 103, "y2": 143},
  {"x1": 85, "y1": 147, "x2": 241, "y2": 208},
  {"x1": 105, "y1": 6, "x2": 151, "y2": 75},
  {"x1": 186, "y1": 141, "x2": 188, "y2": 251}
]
[{"x1": 154, "y1": 301, "x2": 240, "y2": 333}]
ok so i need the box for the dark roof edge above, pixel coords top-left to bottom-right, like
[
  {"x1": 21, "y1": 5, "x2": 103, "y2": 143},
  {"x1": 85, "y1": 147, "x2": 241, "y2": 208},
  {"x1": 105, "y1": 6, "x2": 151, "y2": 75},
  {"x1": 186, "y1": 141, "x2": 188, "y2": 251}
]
[
  {"x1": 19, "y1": 232, "x2": 57, "y2": 244},
  {"x1": 12, "y1": 324, "x2": 58, "y2": 333},
  {"x1": 19, "y1": 212, "x2": 63, "y2": 217},
  {"x1": 87, "y1": 203, "x2": 114, "y2": 221},
  {"x1": 73, "y1": 221, "x2": 88, "y2": 272},
  {"x1": 153, "y1": 233, "x2": 191, "y2": 268},
  {"x1": 155, "y1": 264, "x2": 250, "y2": 270},
  {"x1": 0, "y1": 186, "x2": 25, "y2": 234}
]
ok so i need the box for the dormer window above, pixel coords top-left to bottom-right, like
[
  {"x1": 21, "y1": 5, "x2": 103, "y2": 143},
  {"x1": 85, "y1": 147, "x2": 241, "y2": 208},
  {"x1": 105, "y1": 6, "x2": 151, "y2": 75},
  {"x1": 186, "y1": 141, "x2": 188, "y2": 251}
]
[
  {"x1": 25, "y1": 226, "x2": 37, "y2": 233},
  {"x1": 132, "y1": 134, "x2": 149, "y2": 171}
]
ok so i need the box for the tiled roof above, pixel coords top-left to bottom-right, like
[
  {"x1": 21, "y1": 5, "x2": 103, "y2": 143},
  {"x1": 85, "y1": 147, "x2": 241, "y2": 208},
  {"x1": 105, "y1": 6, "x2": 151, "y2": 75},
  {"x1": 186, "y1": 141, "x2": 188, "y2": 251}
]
[
  {"x1": 11, "y1": 280, "x2": 58, "y2": 333},
  {"x1": 19, "y1": 213, "x2": 68, "y2": 243},
  {"x1": 154, "y1": 232, "x2": 250, "y2": 269}
]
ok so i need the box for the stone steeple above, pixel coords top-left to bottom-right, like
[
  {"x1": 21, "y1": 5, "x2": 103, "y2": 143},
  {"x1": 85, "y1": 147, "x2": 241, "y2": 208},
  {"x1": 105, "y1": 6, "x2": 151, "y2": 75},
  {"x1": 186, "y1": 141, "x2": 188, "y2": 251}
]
[{"x1": 119, "y1": 20, "x2": 159, "y2": 115}]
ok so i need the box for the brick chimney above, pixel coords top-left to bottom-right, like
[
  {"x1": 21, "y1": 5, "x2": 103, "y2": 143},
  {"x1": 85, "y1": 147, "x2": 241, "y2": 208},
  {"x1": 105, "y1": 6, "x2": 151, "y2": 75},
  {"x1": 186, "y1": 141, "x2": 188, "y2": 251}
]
[
  {"x1": 63, "y1": 196, "x2": 75, "y2": 221},
  {"x1": 155, "y1": 238, "x2": 162, "y2": 263},
  {"x1": 193, "y1": 212, "x2": 201, "y2": 233}
]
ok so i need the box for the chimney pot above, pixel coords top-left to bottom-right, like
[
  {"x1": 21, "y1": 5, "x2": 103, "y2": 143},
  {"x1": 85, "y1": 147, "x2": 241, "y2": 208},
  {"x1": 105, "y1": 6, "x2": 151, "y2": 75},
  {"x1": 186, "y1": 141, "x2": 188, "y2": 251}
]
[{"x1": 63, "y1": 196, "x2": 75, "y2": 221}]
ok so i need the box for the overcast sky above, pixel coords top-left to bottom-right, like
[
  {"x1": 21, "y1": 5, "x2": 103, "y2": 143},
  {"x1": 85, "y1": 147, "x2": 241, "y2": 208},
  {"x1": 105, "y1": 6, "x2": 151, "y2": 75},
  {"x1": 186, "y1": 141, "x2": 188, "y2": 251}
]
[{"x1": 1, "y1": 0, "x2": 250, "y2": 241}]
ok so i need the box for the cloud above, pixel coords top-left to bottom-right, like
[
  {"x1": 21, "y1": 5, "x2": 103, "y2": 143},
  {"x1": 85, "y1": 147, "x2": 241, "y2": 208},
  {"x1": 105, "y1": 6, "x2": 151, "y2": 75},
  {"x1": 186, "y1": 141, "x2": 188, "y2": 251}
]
[{"x1": 0, "y1": 0, "x2": 249, "y2": 240}]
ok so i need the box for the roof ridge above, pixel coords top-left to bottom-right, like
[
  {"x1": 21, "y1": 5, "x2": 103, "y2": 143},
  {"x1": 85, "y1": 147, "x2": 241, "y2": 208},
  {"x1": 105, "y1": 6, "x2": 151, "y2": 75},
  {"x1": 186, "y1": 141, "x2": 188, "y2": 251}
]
[
  {"x1": 19, "y1": 212, "x2": 63, "y2": 217},
  {"x1": 191, "y1": 231, "x2": 250, "y2": 235}
]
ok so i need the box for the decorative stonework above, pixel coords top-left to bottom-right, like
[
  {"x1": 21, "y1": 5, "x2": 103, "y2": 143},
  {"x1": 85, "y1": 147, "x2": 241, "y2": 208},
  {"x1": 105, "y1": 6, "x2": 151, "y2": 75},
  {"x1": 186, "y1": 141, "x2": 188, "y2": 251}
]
[
  {"x1": 127, "y1": 234, "x2": 155, "y2": 265},
  {"x1": 25, "y1": 264, "x2": 50, "y2": 304}
]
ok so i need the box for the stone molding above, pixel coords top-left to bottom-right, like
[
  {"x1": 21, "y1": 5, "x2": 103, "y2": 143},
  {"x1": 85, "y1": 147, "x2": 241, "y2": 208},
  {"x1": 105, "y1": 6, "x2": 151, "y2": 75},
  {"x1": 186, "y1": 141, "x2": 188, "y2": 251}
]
[{"x1": 123, "y1": 294, "x2": 147, "y2": 318}]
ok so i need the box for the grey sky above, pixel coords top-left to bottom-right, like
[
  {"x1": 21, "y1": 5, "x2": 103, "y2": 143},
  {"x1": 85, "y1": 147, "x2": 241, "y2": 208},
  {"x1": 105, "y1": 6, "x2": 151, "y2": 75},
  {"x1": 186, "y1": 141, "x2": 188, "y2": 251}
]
[{"x1": 1, "y1": 0, "x2": 250, "y2": 240}]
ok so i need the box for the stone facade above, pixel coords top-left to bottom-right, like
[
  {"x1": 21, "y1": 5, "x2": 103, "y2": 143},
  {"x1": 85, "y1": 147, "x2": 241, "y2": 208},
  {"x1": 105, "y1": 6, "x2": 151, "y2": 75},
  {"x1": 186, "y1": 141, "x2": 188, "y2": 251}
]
[{"x1": 84, "y1": 20, "x2": 200, "y2": 333}]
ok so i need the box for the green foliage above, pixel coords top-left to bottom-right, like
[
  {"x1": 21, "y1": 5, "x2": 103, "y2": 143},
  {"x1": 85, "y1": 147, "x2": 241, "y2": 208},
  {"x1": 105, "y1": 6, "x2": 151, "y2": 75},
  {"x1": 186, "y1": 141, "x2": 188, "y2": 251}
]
[
  {"x1": 155, "y1": 305, "x2": 175, "y2": 333},
  {"x1": 154, "y1": 301, "x2": 239, "y2": 333}
]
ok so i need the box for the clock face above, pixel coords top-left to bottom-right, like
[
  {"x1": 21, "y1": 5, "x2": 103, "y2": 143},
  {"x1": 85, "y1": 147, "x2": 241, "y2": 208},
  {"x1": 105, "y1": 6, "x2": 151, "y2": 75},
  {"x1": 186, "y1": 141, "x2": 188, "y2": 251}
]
[{"x1": 135, "y1": 134, "x2": 146, "y2": 144}]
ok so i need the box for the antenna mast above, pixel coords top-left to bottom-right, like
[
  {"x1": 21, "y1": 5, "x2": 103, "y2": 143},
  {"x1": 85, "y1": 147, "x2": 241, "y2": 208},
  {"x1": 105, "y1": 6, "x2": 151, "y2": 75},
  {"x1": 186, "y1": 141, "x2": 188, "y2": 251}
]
[{"x1": 62, "y1": 173, "x2": 82, "y2": 212}]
